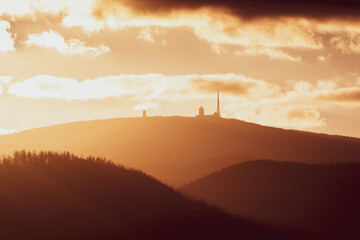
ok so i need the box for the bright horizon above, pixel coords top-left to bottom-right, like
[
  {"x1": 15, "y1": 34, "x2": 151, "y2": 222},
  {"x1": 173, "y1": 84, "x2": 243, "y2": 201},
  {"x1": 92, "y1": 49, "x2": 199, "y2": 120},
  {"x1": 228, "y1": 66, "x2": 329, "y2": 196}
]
[{"x1": 1, "y1": 0, "x2": 360, "y2": 137}]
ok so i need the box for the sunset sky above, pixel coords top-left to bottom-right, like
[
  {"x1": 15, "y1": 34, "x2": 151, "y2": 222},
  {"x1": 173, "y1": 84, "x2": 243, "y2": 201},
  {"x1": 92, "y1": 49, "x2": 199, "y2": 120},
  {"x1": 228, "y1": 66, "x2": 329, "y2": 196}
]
[{"x1": 1, "y1": 0, "x2": 360, "y2": 137}]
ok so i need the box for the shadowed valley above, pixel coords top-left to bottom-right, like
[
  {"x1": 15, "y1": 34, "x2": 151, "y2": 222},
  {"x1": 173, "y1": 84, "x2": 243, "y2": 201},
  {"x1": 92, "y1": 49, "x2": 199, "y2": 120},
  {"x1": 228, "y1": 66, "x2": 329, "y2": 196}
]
[
  {"x1": 0, "y1": 151, "x2": 286, "y2": 240},
  {"x1": 181, "y1": 160, "x2": 360, "y2": 239}
]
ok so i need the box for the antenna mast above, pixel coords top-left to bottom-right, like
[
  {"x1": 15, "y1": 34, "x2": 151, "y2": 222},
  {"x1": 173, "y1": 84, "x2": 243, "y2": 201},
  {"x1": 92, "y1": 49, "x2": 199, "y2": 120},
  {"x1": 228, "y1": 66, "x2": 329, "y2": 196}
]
[{"x1": 217, "y1": 89, "x2": 220, "y2": 116}]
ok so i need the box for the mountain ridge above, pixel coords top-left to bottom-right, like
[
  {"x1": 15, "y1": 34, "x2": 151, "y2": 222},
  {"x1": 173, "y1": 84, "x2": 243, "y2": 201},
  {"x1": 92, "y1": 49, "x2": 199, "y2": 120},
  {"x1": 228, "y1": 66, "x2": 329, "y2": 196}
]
[
  {"x1": 180, "y1": 159, "x2": 360, "y2": 239},
  {"x1": 0, "y1": 151, "x2": 286, "y2": 240},
  {"x1": 1, "y1": 116, "x2": 360, "y2": 187}
]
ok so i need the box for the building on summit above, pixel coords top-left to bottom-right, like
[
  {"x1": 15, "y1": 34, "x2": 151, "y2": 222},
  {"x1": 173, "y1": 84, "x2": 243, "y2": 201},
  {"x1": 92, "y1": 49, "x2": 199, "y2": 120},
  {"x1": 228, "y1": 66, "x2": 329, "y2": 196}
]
[
  {"x1": 196, "y1": 90, "x2": 221, "y2": 118},
  {"x1": 141, "y1": 90, "x2": 221, "y2": 119},
  {"x1": 198, "y1": 106, "x2": 205, "y2": 117}
]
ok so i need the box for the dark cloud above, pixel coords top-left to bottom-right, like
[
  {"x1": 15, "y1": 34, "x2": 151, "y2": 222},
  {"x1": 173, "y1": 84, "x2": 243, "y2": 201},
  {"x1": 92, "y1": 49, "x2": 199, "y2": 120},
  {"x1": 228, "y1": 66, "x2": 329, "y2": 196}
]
[
  {"x1": 192, "y1": 78, "x2": 255, "y2": 96},
  {"x1": 95, "y1": 0, "x2": 360, "y2": 20},
  {"x1": 319, "y1": 89, "x2": 360, "y2": 102}
]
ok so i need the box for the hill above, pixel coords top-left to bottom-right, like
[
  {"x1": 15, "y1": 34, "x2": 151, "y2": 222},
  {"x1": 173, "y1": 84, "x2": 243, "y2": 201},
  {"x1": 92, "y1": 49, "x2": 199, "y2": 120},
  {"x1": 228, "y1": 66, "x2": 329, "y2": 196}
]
[
  {"x1": 180, "y1": 160, "x2": 360, "y2": 239},
  {"x1": 0, "y1": 151, "x2": 286, "y2": 240},
  {"x1": 181, "y1": 154, "x2": 254, "y2": 185},
  {"x1": 1, "y1": 117, "x2": 360, "y2": 186}
]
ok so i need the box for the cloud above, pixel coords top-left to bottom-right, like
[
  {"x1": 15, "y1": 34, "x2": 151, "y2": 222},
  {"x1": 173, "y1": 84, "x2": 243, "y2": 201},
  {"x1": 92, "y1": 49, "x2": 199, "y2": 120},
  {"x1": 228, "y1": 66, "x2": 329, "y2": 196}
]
[
  {"x1": 210, "y1": 43, "x2": 223, "y2": 54},
  {"x1": 0, "y1": 76, "x2": 13, "y2": 84},
  {"x1": 25, "y1": 30, "x2": 110, "y2": 56},
  {"x1": 0, "y1": 0, "x2": 84, "y2": 18},
  {"x1": 2, "y1": 0, "x2": 358, "y2": 22},
  {"x1": 89, "y1": 1, "x2": 360, "y2": 60},
  {"x1": 286, "y1": 108, "x2": 325, "y2": 128},
  {"x1": 6, "y1": 73, "x2": 360, "y2": 129},
  {"x1": 94, "y1": 0, "x2": 360, "y2": 20},
  {"x1": 0, "y1": 76, "x2": 13, "y2": 94},
  {"x1": 91, "y1": 5, "x2": 325, "y2": 49},
  {"x1": 193, "y1": 16, "x2": 323, "y2": 49},
  {"x1": 0, "y1": 21, "x2": 14, "y2": 54},
  {"x1": 317, "y1": 55, "x2": 331, "y2": 62},
  {"x1": 0, "y1": 0, "x2": 33, "y2": 17},
  {"x1": 8, "y1": 75, "x2": 123, "y2": 101},
  {"x1": 2, "y1": 0, "x2": 317, "y2": 61},
  {"x1": 235, "y1": 47, "x2": 301, "y2": 61},
  {"x1": 219, "y1": 76, "x2": 360, "y2": 129},
  {"x1": 282, "y1": 79, "x2": 360, "y2": 105},
  {"x1": 318, "y1": 88, "x2": 360, "y2": 103},
  {"x1": 0, "y1": 129, "x2": 17, "y2": 135},
  {"x1": 7, "y1": 74, "x2": 281, "y2": 108},
  {"x1": 91, "y1": 3, "x2": 325, "y2": 60},
  {"x1": 3, "y1": 0, "x2": 360, "y2": 61},
  {"x1": 1, "y1": 0, "x2": 360, "y2": 61},
  {"x1": 136, "y1": 27, "x2": 155, "y2": 43},
  {"x1": 234, "y1": 107, "x2": 326, "y2": 129},
  {"x1": 331, "y1": 35, "x2": 360, "y2": 54},
  {"x1": 7, "y1": 74, "x2": 197, "y2": 102},
  {"x1": 194, "y1": 78, "x2": 254, "y2": 96},
  {"x1": 2, "y1": 73, "x2": 324, "y2": 129},
  {"x1": 192, "y1": 74, "x2": 279, "y2": 99},
  {"x1": 8, "y1": 73, "x2": 360, "y2": 105},
  {"x1": 134, "y1": 102, "x2": 160, "y2": 111}
]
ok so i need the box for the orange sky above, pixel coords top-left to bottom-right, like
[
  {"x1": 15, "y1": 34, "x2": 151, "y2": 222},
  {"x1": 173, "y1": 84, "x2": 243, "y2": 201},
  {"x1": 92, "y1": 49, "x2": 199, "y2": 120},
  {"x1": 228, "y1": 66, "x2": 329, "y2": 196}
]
[{"x1": 1, "y1": 0, "x2": 360, "y2": 137}]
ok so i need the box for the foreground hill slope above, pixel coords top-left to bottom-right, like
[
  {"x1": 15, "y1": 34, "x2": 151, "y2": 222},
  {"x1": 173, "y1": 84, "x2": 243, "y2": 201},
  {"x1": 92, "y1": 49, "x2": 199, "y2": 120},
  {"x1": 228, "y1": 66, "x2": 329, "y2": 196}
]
[
  {"x1": 1, "y1": 117, "x2": 360, "y2": 186},
  {"x1": 180, "y1": 160, "x2": 360, "y2": 239},
  {"x1": 0, "y1": 151, "x2": 283, "y2": 240}
]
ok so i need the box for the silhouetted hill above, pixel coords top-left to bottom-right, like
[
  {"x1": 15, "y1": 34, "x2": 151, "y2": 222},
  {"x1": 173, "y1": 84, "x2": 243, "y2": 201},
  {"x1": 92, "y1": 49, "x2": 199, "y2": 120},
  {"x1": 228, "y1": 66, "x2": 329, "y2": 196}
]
[
  {"x1": 180, "y1": 160, "x2": 360, "y2": 239},
  {"x1": 181, "y1": 154, "x2": 254, "y2": 185},
  {"x1": 0, "y1": 151, "x2": 284, "y2": 240},
  {"x1": 1, "y1": 117, "x2": 360, "y2": 186}
]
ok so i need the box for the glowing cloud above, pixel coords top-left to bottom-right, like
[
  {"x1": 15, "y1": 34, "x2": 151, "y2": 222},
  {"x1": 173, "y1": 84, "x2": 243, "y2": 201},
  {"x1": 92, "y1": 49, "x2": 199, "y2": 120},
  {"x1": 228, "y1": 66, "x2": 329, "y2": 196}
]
[
  {"x1": 0, "y1": 21, "x2": 14, "y2": 54},
  {"x1": 25, "y1": 30, "x2": 110, "y2": 56},
  {"x1": 2, "y1": 0, "x2": 360, "y2": 60},
  {"x1": 137, "y1": 27, "x2": 156, "y2": 43},
  {"x1": 0, "y1": 0, "x2": 87, "y2": 18},
  {"x1": 0, "y1": 129, "x2": 17, "y2": 135},
  {"x1": 331, "y1": 35, "x2": 360, "y2": 54},
  {"x1": 134, "y1": 102, "x2": 160, "y2": 111},
  {"x1": 7, "y1": 73, "x2": 278, "y2": 101},
  {"x1": 0, "y1": 76, "x2": 12, "y2": 84},
  {"x1": 0, "y1": 0, "x2": 33, "y2": 17},
  {"x1": 235, "y1": 47, "x2": 301, "y2": 62},
  {"x1": 9, "y1": 73, "x2": 357, "y2": 129},
  {"x1": 286, "y1": 108, "x2": 325, "y2": 128},
  {"x1": 192, "y1": 74, "x2": 279, "y2": 99},
  {"x1": 8, "y1": 75, "x2": 122, "y2": 101},
  {"x1": 234, "y1": 107, "x2": 326, "y2": 129},
  {"x1": 0, "y1": 1, "x2": 321, "y2": 60},
  {"x1": 0, "y1": 76, "x2": 12, "y2": 94}
]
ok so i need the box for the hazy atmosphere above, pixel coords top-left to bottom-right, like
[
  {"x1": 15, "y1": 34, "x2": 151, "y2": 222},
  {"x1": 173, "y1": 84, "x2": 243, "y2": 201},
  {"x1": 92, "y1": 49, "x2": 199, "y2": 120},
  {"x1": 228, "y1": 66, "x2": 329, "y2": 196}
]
[
  {"x1": 1, "y1": 0, "x2": 360, "y2": 137},
  {"x1": 1, "y1": 1, "x2": 360, "y2": 240}
]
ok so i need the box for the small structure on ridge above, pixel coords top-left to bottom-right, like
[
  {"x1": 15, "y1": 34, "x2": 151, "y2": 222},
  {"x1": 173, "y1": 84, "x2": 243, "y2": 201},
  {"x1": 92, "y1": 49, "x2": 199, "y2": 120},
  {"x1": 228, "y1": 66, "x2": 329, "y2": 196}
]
[{"x1": 196, "y1": 90, "x2": 221, "y2": 118}]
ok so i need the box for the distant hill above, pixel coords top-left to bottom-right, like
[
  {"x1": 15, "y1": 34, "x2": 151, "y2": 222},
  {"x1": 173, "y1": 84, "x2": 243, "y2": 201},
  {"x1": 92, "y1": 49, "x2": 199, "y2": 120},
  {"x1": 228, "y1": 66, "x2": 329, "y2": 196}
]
[
  {"x1": 0, "y1": 151, "x2": 285, "y2": 240},
  {"x1": 181, "y1": 154, "x2": 254, "y2": 185},
  {"x1": 180, "y1": 160, "x2": 360, "y2": 239},
  {"x1": 1, "y1": 117, "x2": 360, "y2": 187}
]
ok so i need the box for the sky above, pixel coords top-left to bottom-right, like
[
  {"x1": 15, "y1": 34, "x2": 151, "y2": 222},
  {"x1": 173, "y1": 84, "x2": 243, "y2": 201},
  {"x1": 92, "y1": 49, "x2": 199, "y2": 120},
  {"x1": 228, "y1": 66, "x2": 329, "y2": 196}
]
[{"x1": 1, "y1": 0, "x2": 360, "y2": 137}]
